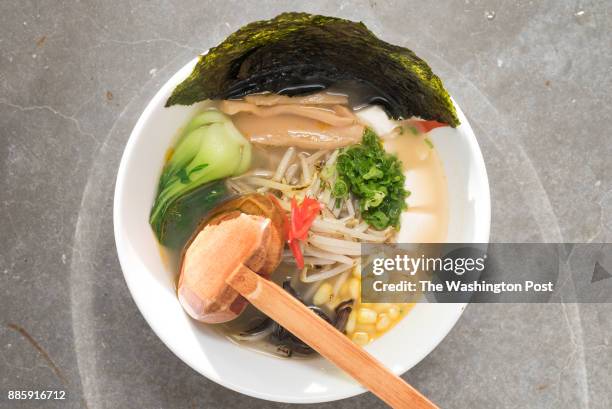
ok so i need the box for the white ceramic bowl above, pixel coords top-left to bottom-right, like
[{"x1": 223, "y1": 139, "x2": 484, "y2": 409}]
[{"x1": 113, "y1": 57, "x2": 490, "y2": 403}]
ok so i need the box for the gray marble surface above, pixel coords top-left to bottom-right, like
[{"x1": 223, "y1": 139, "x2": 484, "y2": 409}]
[{"x1": 1, "y1": 1, "x2": 610, "y2": 408}]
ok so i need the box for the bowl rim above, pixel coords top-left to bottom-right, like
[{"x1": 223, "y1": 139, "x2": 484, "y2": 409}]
[{"x1": 113, "y1": 56, "x2": 491, "y2": 403}]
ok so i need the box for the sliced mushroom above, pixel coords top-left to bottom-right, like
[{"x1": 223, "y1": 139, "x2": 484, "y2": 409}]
[
  {"x1": 220, "y1": 100, "x2": 357, "y2": 127},
  {"x1": 231, "y1": 112, "x2": 364, "y2": 149},
  {"x1": 219, "y1": 95, "x2": 365, "y2": 150},
  {"x1": 333, "y1": 299, "x2": 354, "y2": 334}
]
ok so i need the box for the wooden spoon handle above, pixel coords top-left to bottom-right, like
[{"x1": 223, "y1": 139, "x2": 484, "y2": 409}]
[{"x1": 227, "y1": 265, "x2": 438, "y2": 409}]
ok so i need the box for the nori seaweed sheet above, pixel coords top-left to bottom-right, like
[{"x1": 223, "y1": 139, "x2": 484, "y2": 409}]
[{"x1": 166, "y1": 12, "x2": 459, "y2": 126}]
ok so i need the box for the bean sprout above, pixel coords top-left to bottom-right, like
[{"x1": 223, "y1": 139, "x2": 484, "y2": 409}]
[
  {"x1": 284, "y1": 163, "x2": 299, "y2": 182},
  {"x1": 236, "y1": 145, "x2": 396, "y2": 287},
  {"x1": 273, "y1": 147, "x2": 295, "y2": 181},
  {"x1": 299, "y1": 153, "x2": 311, "y2": 184},
  {"x1": 303, "y1": 246, "x2": 355, "y2": 265},
  {"x1": 309, "y1": 234, "x2": 362, "y2": 255},
  {"x1": 306, "y1": 149, "x2": 330, "y2": 164}
]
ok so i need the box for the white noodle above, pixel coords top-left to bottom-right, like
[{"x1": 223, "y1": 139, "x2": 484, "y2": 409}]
[
  {"x1": 274, "y1": 147, "x2": 295, "y2": 181},
  {"x1": 300, "y1": 153, "x2": 311, "y2": 184},
  {"x1": 284, "y1": 163, "x2": 299, "y2": 183},
  {"x1": 332, "y1": 199, "x2": 343, "y2": 218},
  {"x1": 321, "y1": 207, "x2": 336, "y2": 220},
  {"x1": 305, "y1": 174, "x2": 321, "y2": 197},
  {"x1": 325, "y1": 149, "x2": 339, "y2": 167},
  {"x1": 338, "y1": 216, "x2": 355, "y2": 224},
  {"x1": 319, "y1": 187, "x2": 332, "y2": 206},
  {"x1": 355, "y1": 222, "x2": 369, "y2": 232},
  {"x1": 306, "y1": 149, "x2": 330, "y2": 164},
  {"x1": 227, "y1": 179, "x2": 254, "y2": 193},
  {"x1": 311, "y1": 243, "x2": 356, "y2": 255},
  {"x1": 248, "y1": 169, "x2": 275, "y2": 178},
  {"x1": 319, "y1": 216, "x2": 349, "y2": 225},
  {"x1": 327, "y1": 194, "x2": 338, "y2": 212},
  {"x1": 244, "y1": 177, "x2": 307, "y2": 192},
  {"x1": 303, "y1": 245, "x2": 355, "y2": 265},
  {"x1": 310, "y1": 219, "x2": 388, "y2": 242},
  {"x1": 309, "y1": 234, "x2": 362, "y2": 255},
  {"x1": 231, "y1": 146, "x2": 397, "y2": 297},
  {"x1": 327, "y1": 171, "x2": 337, "y2": 186},
  {"x1": 346, "y1": 196, "x2": 355, "y2": 218}
]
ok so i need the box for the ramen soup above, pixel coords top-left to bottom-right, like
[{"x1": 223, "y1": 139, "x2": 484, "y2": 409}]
[
  {"x1": 149, "y1": 12, "x2": 459, "y2": 359},
  {"x1": 153, "y1": 91, "x2": 449, "y2": 358}
]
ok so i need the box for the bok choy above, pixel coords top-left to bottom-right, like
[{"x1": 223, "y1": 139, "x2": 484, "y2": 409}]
[{"x1": 149, "y1": 110, "x2": 251, "y2": 241}]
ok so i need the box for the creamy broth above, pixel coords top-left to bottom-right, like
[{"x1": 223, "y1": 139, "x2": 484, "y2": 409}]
[
  {"x1": 159, "y1": 97, "x2": 449, "y2": 358},
  {"x1": 385, "y1": 134, "x2": 449, "y2": 244},
  {"x1": 346, "y1": 135, "x2": 448, "y2": 343},
  {"x1": 221, "y1": 135, "x2": 449, "y2": 353}
]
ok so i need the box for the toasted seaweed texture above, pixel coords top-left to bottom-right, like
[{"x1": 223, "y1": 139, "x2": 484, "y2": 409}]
[{"x1": 166, "y1": 12, "x2": 459, "y2": 126}]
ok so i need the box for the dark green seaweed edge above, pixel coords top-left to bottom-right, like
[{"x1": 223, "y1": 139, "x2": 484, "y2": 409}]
[{"x1": 165, "y1": 12, "x2": 459, "y2": 127}]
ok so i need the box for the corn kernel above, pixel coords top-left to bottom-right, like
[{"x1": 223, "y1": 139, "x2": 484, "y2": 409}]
[
  {"x1": 313, "y1": 283, "x2": 333, "y2": 306},
  {"x1": 352, "y1": 265, "x2": 361, "y2": 278},
  {"x1": 357, "y1": 307, "x2": 377, "y2": 324},
  {"x1": 346, "y1": 310, "x2": 357, "y2": 334},
  {"x1": 348, "y1": 278, "x2": 360, "y2": 300},
  {"x1": 352, "y1": 331, "x2": 370, "y2": 346},
  {"x1": 376, "y1": 313, "x2": 391, "y2": 332},
  {"x1": 388, "y1": 306, "x2": 400, "y2": 320}
]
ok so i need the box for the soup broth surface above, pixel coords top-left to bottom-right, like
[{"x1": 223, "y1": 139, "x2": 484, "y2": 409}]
[{"x1": 160, "y1": 99, "x2": 449, "y2": 358}]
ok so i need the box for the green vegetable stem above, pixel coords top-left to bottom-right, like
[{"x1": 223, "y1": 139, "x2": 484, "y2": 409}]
[
  {"x1": 149, "y1": 110, "x2": 251, "y2": 241},
  {"x1": 154, "y1": 180, "x2": 230, "y2": 249}
]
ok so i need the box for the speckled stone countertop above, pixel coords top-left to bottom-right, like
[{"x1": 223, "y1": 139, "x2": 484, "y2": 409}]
[{"x1": 1, "y1": 1, "x2": 610, "y2": 408}]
